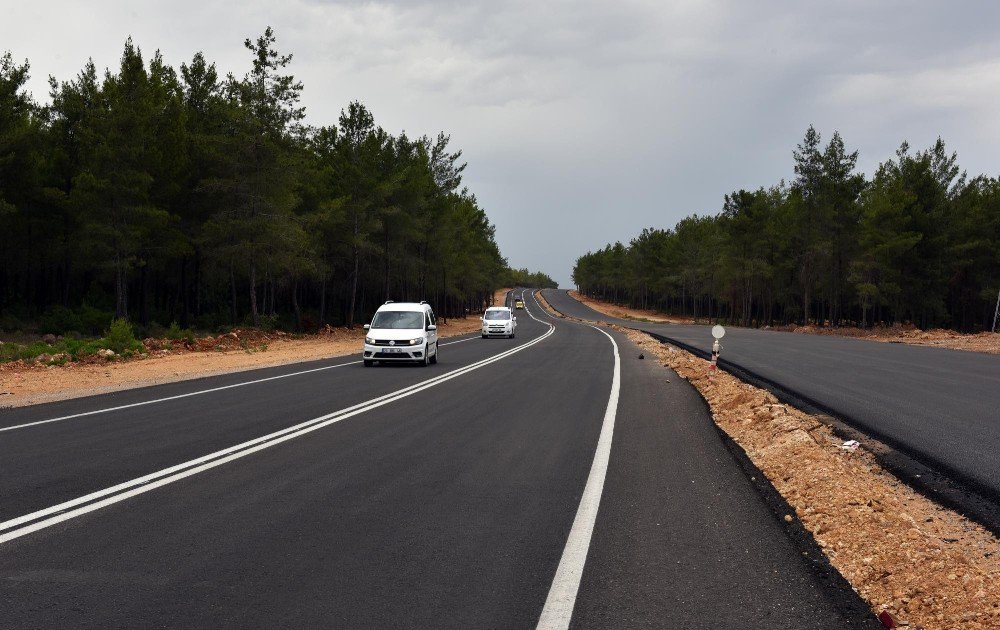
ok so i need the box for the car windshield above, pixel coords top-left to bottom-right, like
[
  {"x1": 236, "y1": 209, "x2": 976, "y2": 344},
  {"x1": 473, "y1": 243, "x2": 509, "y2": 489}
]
[
  {"x1": 370, "y1": 311, "x2": 424, "y2": 329},
  {"x1": 484, "y1": 310, "x2": 511, "y2": 321}
]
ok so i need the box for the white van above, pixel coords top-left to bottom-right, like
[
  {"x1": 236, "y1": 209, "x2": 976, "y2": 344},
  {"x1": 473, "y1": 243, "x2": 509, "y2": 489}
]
[
  {"x1": 482, "y1": 306, "x2": 516, "y2": 338},
  {"x1": 363, "y1": 301, "x2": 439, "y2": 367}
]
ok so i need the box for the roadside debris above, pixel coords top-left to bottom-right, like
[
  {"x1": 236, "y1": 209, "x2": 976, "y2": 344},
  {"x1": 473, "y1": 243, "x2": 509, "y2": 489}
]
[{"x1": 840, "y1": 439, "x2": 861, "y2": 452}]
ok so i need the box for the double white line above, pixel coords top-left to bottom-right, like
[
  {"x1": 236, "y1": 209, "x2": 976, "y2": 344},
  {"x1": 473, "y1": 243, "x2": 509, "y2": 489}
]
[{"x1": 0, "y1": 320, "x2": 554, "y2": 545}]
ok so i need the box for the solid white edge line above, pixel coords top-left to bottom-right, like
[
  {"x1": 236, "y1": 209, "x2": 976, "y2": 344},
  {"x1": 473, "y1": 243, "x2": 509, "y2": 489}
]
[
  {"x1": 536, "y1": 324, "x2": 621, "y2": 630},
  {"x1": 0, "y1": 334, "x2": 481, "y2": 434},
  {"x1": 0, "y1": 321, "x2": 555, "y2": 544},
  {"x1": 529, "y1": 289, "x2": 560, "y2": 323}
]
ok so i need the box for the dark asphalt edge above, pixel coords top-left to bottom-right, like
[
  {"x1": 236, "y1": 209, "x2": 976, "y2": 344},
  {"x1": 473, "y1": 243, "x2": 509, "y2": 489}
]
[
  {"x1": 706, "y1": 396, "x2": 883, "y2": 628},
  {"x1": 641, "y1": 330, "x2": 1000, "y2": 538},
  {"x1": 547, "y1": 297, "x2": 883, "y2": 628}
]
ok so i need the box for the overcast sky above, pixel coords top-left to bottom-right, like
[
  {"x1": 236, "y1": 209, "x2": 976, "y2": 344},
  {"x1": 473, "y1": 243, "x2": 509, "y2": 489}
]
[{"x1": 5, "y1": 1, "x2": 1000, "y2": 286}]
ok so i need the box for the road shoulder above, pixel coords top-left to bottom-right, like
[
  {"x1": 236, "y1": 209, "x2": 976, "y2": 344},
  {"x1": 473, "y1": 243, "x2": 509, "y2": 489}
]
[{"x1": 571, "y1": 327, "x2": 880, "y2": 628}]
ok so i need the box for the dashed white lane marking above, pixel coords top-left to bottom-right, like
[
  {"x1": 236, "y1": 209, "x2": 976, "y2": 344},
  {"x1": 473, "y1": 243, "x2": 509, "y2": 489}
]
[
  {"x1": 0, "y1": 322, "x2": 555, "y2": 545},
  {"x1": 536, "y1": 324, "x2": 621, "y2": 630},
  {"x1": 0, "y1": 334, "x2": 480, "y2": 434}
]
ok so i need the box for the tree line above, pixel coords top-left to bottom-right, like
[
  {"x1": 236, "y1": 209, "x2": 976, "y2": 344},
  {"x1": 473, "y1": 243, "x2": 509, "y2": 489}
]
[
  {"x1": 0, "y1": 29, "x2": 555, "y2": 337},
  {"x1": 573, "y1": 127, "x2": 999, "y2": 331}
]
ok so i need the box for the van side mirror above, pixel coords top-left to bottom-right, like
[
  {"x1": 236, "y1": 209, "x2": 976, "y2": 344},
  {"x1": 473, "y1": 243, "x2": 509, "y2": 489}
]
[
  {"x1": 363, "y1": 324, "x2": 370, "y2": 330},
  {"x1": 427, "y1": 324, "x2": 437, "y2": 331}
]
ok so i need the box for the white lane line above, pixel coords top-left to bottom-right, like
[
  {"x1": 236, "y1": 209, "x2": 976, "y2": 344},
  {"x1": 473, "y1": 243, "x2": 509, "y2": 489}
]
[
  {"x1": 521, "y1": 289, "x2": 559, "y2": 327},
  {"x1": 0, "y1": 324, "x2": 555, "y2": 545},
  {"x1": 536, "y1": 325, "x2": 621, "y2": 630},
  {"x1": 529, "y1": 289, "x2": 560, "y2": 323},
  {"x1": 0, "y1": 335, "x2": 481, "y2": 434}
]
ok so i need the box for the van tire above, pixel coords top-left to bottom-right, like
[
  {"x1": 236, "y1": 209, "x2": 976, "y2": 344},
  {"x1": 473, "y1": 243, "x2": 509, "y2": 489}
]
[
  {"x1": 430, "y1": 344, "x2": 438, "y2": 364},
  {"x1": 363, "y1": 360, "x2": 374, "y2": 367}
]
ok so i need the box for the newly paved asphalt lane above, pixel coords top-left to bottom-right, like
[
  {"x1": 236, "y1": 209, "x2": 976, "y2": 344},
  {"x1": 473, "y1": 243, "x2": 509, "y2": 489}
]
[
  {"x1": 0, "y1": 290, "x2": 879, "y2": 628},
  {"x1": 543, "y1": 289, "x2": 1000, "y2": 504}
]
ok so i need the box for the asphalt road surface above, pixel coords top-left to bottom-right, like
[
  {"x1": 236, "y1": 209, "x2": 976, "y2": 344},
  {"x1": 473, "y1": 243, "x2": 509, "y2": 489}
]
[
  {"x1": 1, "y1": 290, "x2": 879, "y2": 629},
  {"x1": 543, "y1": 289, "x2": 1000, "y2": 506}
]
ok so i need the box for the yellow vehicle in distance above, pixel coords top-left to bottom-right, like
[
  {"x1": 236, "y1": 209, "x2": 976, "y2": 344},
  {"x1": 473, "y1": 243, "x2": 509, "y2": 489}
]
[{"x1": 514, "y1": 299, "x2": 525, "y2": 310}]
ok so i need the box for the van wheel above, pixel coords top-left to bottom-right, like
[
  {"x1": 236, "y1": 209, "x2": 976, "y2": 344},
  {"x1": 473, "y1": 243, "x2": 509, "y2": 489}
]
[
  {"x1": 363, "y1": 360, "x2": 373, "y2": 367},
  {"x1": 430, "y1": 344, "x2": 438, "y2": 364},
  {"x1": 419, "y1": 346, "x2": 430, "y2": 367}
]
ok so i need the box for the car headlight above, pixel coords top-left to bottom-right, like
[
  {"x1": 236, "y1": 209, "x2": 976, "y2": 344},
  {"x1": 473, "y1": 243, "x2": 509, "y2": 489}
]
[
  {"x1": 365, "y1": 337, "x2": 374, "y2": 344},
  {"x1": 409, "y1": 337, "x2": 424, "y2": 346}
]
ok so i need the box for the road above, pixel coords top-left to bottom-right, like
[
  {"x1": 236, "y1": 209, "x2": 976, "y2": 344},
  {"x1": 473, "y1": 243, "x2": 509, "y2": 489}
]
[
  {"x1": 543, "y1": 289, "x2": 1000, "y2": 509},
  {"x1": 0, "y1": 290, "x2": 878, "y2": 628}
]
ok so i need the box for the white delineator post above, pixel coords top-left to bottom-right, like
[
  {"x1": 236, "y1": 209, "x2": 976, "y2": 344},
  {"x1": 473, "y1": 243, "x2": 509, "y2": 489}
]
[{"x1": 710, "y1": 325, "x2": 725, "y2": 375}]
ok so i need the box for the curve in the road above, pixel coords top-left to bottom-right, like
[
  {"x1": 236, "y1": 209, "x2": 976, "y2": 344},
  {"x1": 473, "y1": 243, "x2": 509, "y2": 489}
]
[{"x1": 0, "y1": 288, "x2": 880, "y2": 628}]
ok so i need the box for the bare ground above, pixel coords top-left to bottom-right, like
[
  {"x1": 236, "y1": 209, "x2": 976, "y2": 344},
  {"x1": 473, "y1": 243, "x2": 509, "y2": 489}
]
[
  {"x1": 573, "y1": 292, "x2": 1000, "y2": 355},
  {"x1": 0, "y1": 297, "x2": 499, "y2": 409}
]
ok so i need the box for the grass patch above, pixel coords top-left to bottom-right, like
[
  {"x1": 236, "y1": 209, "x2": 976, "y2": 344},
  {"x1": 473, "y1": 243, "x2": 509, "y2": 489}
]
[
  {"x1": 0, "y1": 318, "x2": 144, "y2": 364},
  {"x1": 166, "y1": 321, "x2": 195, "y2": 344}
]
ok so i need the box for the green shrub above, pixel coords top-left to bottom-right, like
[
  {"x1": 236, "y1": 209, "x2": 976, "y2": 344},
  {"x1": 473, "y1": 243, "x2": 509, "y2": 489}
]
[
  {"x1": 78, "y1": 305, "x2": 114, "y2": 335},
  {"x1": 37, "y1": 304, "x2": 113, "y2": 336},
  {"x1": 0, "y1": 312, "x2": 26, "y2": 333},
  {"x1": 39, "y1": 306, "x2": 82, "y2": 334},
  {"x1": 0, "y1": 340, "x2": 59, "y2": 363},
  {"x1": 166, "y1": 321, "x2": 195, "y2": 343},
  {"x1": 249, "y1": 313, "x2": 280, "y2": 331},
  {"x1": 105, "y1": 318, "x2": 143, "y2": 355}
]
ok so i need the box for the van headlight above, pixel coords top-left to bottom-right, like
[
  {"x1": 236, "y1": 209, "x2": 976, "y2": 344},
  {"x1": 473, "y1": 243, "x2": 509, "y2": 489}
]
[
  {"x1": 409, "y1": 337, "x2": 424, "y2": 346},
  {"x1": 365, "y1": 336, "x2": 374, "y2": 344}
]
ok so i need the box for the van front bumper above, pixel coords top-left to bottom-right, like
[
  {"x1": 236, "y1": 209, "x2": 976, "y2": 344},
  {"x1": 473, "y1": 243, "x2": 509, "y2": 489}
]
[
  {"x1": 482, "y1": 327, "x2": 513, "y2": 337},
  {"x1": 363, "y1": 344, "x2": 424, "y2": 361}
]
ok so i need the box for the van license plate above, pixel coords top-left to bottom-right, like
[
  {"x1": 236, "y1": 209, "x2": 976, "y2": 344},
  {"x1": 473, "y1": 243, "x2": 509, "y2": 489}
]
[{"x1": 386, "y1": 348, "x2": 402, "y2": 353}]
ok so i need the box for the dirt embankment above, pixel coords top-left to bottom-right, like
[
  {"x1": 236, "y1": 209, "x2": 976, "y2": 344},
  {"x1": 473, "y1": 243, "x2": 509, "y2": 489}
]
[
  {"x1": 628, "y1": 328, "x2": 999, "y2": 629},
  {"x1": 0, "y1": 300, "x2": 497, "y2": 409},
  {"x1": 534, "y1": 290, "x2": 559, "y2": 316},
  {"x1": 568, "y1": 291, "x2": 694, "y2": 324},
  {"x1": 573, "y1": 292, "x2": 1000, "y2": 355}
]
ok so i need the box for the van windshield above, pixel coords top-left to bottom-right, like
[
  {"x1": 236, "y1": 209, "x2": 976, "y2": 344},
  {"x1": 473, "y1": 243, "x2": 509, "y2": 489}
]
[
  {"x1": 484, "y1": 310, "x2": 511, "y2": 320},
  {"x1": 370, "y1": 311, "x2": 424, "y2": 329}
]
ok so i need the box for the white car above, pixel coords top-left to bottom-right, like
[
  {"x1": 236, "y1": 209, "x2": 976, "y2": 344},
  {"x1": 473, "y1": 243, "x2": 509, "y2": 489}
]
[
  {"x1": 363, "y1": 301, "x2": 439, "y2": 367},
  {"x1": 482, "y1": 306, "x2": 517, "y2": 338}
]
